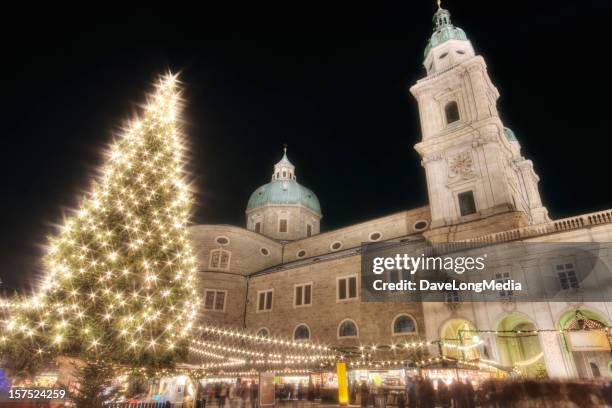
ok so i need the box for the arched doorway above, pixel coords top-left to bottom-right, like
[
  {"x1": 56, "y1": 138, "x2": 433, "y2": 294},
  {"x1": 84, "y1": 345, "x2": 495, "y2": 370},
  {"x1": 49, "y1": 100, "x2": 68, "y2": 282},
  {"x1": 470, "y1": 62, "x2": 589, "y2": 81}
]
[
  {"x1": 559, "y1": 309, "x2": 611, "y2": 378},
  {"x1": 440, "y1": 318, "x2": 481, "y2": 361},
  {"x1": 496, "y1": 314, "x2": 546, "y2": 377}
]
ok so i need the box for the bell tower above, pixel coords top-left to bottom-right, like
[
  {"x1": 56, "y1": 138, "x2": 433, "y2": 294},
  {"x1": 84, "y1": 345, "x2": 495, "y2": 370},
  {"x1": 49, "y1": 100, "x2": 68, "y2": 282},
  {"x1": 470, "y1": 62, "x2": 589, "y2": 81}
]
[{"x1": 410, "y1": 5, "x2": 549, "y2": 242}]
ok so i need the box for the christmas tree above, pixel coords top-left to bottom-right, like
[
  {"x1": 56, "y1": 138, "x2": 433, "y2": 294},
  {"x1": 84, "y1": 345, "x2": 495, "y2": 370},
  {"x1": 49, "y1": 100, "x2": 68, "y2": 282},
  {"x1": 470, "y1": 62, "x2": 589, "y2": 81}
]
[{"x1": 1, "y1": 74, "x2": 199, "y2": 375}]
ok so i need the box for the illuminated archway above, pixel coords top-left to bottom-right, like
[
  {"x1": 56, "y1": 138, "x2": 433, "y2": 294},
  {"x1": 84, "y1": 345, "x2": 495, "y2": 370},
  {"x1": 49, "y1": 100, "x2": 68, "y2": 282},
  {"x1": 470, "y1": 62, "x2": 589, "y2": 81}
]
[
  {"x1": 440, "y1": 318, "x2": 480, "y2": 360},
  {"x1": 496, "y1": 314, "x2": 545, "y2": 377}
]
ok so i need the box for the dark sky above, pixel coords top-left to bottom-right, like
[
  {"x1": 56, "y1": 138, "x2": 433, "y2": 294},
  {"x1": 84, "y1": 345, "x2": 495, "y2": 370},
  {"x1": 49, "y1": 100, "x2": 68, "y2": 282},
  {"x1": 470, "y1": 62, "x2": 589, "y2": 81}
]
[{"x1": 1, "y1": 1, "x2": 611, "y2": 292}]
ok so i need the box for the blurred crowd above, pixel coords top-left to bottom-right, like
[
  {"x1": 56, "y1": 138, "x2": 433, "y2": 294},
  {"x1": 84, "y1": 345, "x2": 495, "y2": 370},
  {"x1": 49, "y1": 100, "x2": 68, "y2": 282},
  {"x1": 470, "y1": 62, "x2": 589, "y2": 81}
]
[
  {"x1": 198, "y1": 382, "x2": 259, "y2": 408},
  {"x1": 353, "y1": 377, "x2": 612, "y2": 408}
]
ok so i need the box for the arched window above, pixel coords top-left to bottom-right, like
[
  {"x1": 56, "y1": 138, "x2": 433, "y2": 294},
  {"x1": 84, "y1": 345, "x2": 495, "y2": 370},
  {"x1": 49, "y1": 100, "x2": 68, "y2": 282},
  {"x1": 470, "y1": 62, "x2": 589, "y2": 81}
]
[
  {"x1": 209, "y1": 249, "x2": 231, "y2": 271},
  {"x1": 293, "y1": 324, "x2": 310, "y2": 341},
  {"x1": 338, "y1": 319, "x2": 358, "y2": 338},
  {"x1": 257, "y1": 327, "x2": 270, "y2": 338},
  {"x1": 392, "y1": 314, "x2": 417, "y2": 335},
  {"x1": 444, "y1": 101, "x2": 460, "y2": 125}
]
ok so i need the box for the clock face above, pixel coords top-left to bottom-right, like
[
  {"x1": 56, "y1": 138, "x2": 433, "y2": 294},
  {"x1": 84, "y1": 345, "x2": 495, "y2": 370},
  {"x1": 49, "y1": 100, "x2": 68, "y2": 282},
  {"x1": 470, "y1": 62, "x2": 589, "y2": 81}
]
[{"x1": 449, "y1": 151, "x2": 474, "y2": 178}]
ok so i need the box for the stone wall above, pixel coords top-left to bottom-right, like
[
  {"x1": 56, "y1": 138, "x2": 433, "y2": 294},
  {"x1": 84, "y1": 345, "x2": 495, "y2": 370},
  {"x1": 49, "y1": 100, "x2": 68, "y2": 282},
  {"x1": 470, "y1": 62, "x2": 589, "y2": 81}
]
[{"x1": 244, "y1": 254, "x2": 426, "y2": 345}]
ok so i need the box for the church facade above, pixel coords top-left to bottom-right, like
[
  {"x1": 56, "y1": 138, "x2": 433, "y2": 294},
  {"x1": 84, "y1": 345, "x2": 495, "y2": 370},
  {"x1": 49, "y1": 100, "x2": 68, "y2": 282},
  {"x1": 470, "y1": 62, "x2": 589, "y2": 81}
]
[{"x1": 190, "y1": 7, "x2": 612, "y2": 379}]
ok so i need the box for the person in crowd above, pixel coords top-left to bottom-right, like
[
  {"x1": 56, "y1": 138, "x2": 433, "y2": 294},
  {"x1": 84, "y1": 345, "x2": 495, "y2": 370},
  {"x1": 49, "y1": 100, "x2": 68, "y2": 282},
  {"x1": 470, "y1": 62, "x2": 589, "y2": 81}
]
[
  {"x1": 249, "y1": 383, "x2": 258, "y2": 408},
  {"x1": 449, "y1": 379, "x2": 461, "y2": 408},
  {"x1": 417, "y1": 377, "x2": 435, "y2": 408},
  {"x1": 214, "y1": 383, "x2": 221, "y2": 407},
  {"x1": 350, "y1": 379, "x2": 358, "y2": 405},
  {"x1": 219, "y1": 383, "x2": 228, "y2": 408},
  {"x1": 405, "y1": 377, "x2": 417, "y2": 408},
  {"x1": 360, "y1": 381, "x2": 370, "y2": 407},
  {"x1": 397, "y1": 388, "x2": 406, "y2": 408},
  {"x1": 436, "y1": 380, "x2": 450, "y2": 408},
  {"x1": 463, "y1": 379, "x2": 475, "y2": 408},
  {"x1": 603, "y1": 380, "x2": 612, "y2": 407}
]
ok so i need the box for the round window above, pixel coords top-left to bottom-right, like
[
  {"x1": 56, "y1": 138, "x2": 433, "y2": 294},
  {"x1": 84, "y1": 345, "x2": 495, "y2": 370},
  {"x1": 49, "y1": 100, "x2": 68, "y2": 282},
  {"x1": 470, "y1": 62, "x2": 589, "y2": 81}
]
[
  {"x1": 330, "y1": 241, "x2": 343, "y2": 251},
  {"x1": 215, "y1": 236, "x2": 230, "y2": 245},
  {"x1": 296, "y1": 250, "x2": 307, "y2": 258},
  {"x1": 413, "y1": 220, "x2": 429, "y2": 231},
  {"x1": 257, "y1": 328, "x2": 270, "y2": 338},
  {"x1": 368, "y1": 232, "x2": 382, "y2": 242},
  {"x1": 260, "y1": 247, "x2": 270, "y2": 256}
]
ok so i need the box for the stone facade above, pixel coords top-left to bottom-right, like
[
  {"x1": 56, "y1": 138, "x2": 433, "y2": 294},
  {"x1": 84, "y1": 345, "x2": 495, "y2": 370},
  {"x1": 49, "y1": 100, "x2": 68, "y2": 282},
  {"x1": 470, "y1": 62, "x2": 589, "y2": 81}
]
[{"x1": 189, "y1": 7, "x2": 612, "y2": 379}]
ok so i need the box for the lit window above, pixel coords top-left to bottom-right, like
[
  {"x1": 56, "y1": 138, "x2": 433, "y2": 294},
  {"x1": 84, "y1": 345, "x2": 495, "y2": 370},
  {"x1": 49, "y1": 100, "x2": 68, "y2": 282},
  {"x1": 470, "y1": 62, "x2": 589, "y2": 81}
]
[
  {"x1": 337, "y1": 276, "x2": 358, "y2": 301},
  {"x1": 445, "y1": 101, "x2": 460, "y2": 124},
  {"x1": 204, "y1": 290, "x2": 226, "y2": 312},
  {"x1": 294, "y1": 324, "x2": 310, "y2": 341},
  {"x1": 257, "y1": 289, "x2": 273, "y2": 312},
  {"x1": 279, "y1": 219, "x2": 288, "y2": 233},
  {"x1": 209, "y1": 249, "x2": 231, "y2": 271},
  {"x1": 338, "y1": 320, "x2": 358, "y2": 338},
  {"x1": 393, "y1": 315, "x2": 416, "y2": 335},
  {"x1": 495, "y1": 272, "x2": 513, "y2": 298},
  {"x1": 557, "y1": 263, "x2": 579, "y2": 290},
  {"x1": 294, "y1": 283, "x2": 312, "y2": 307},
  {"x1": 458, "y1": 191, "x2": 477, "y2": 216}
]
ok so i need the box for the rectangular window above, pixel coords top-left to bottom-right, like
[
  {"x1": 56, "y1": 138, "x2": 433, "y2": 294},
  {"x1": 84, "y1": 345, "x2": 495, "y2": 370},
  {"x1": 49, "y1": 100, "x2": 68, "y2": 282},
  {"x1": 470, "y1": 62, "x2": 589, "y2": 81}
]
[
  {"x1": 209, "y1": 249, "x2": 231, "y2": 270},
  {"x1": 389, "y1": 269, "x2": 403, "y2": 282},
  {"x1": 204, "y1": 289, "x2": 227, "y2": 312},
  {"x1": 279, "y1": 219, "x2": 288, "y2": 233},
  {"x1": 306, "y1": 224, "x2": 312, "y2": 237},
  {"x1": 445, "y1": 290, "x2": 460, "y2": 303},
  {"x1": 257, "y1": 290, "x2": 273, "y2": 312},
  {"x1": 255, "y1": 222, "x2": 261, "y2": 233},
  {"x1": 458, "y1": 190, "x2": 477, "y2": 216},
  {"x1": 338, "y1": 276, "x2": 358, "y2": 301},
  {"x1": 557, "y1": 263, "x2": 579, "y2": 290},
  {"x1": 294, "y1": 283, "x2": 312, "y2": 307},
  {"x1": 495, "y1": 272, "x2": 513, "y2": 298}
]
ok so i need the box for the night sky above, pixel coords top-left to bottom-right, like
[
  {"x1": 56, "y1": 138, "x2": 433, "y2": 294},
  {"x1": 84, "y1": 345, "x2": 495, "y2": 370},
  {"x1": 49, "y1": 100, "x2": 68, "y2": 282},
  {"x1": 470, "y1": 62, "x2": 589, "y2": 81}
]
[{"x1": 1, "y1": 1, "x2": 611, "y2": 292}]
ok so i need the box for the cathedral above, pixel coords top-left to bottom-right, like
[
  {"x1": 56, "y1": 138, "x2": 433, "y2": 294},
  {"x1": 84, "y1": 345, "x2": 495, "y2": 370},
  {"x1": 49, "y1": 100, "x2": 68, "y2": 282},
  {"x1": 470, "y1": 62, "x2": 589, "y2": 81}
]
[{"x1": 190, "y1": 6, "x2": 612, "y2": 380}]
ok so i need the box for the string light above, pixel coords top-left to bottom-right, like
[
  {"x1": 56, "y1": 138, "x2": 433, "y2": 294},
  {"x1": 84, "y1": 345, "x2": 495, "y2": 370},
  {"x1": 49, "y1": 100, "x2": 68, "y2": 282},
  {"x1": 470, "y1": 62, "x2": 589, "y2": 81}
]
[{"x1": 0, "y1": 73, "x2": 200, "y2": 365}]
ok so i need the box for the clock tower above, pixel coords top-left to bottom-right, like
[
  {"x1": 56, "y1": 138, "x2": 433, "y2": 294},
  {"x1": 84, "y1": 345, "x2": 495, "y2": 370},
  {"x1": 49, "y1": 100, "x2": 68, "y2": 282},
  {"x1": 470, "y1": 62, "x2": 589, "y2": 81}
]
[{"x1": 410, "y1": 6, "x2": 549, "y2": 242}]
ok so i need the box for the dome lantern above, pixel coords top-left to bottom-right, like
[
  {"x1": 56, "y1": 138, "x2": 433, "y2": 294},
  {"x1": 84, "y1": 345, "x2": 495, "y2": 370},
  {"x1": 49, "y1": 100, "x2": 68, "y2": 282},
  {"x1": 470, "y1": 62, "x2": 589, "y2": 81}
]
[{"x1": 246, "y1": 147, "x2": 322, "y2": 241}]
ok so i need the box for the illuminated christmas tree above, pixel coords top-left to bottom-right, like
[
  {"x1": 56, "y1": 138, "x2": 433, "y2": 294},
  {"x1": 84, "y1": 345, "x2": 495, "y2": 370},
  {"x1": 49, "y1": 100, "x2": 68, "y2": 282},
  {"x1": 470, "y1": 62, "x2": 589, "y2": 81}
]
[{"x1": 1, "y1": 74, "x2": 199, "y2": 376}]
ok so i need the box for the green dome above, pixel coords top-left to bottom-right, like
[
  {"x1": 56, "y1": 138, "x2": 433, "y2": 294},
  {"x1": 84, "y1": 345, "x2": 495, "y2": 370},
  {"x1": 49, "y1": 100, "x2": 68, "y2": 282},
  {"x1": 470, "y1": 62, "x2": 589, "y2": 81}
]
[
  {"x1": 247, "y1": 179, "x2": 321, "y2": 214},
  {"x1": 424, "y1": 8, "x2": 469, "y2": 57},
  {"x1": 504, "y1": 127, "x2": 518, "y2": 142}
]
